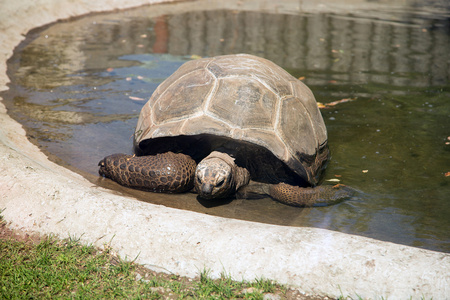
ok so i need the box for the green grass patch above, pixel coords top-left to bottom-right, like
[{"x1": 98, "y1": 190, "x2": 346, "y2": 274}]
[{"x1": 0, "y1": 231, "x2": 288, "y2": 299}]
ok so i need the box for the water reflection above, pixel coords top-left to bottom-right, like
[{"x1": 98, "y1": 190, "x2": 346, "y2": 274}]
[
  {"x1": 165, "y1": 9, "x2": 449, "y2": 87},
  {"x1": 3, "y1": 0, "x2": 449, "y2": 252}
]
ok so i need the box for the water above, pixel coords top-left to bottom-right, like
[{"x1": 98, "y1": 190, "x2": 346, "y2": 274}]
[{"x1": 3, "y1": 0, "x2": 449, "y2": 252}]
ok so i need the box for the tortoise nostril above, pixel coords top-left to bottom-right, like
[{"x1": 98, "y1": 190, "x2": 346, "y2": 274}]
[{"x1": 201, "y1": 183, "x2": 213, "y2": 195}]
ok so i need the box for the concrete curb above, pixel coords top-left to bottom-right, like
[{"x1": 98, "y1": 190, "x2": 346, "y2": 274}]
[{"x1": 0, "y1": 0, "x2": 448, "y2": 299}]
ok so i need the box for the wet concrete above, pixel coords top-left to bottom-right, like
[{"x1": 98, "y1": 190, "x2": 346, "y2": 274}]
[{"x1": 0, "y1": 0, "x2": 449, "y2": 299}]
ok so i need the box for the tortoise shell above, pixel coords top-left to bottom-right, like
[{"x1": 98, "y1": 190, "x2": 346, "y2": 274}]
[{"x1": 134, "y1": 54, "x2": 329, "y2": 186}]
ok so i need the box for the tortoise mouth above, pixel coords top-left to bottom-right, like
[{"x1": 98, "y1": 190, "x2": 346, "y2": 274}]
[
  {"x1": 197, "y1": 188, "x2": 225, "y2": 200},
  {"x1": 196, "y1": 181, "x2": 233, "y2": 200},
  {"x1": 135, "y1": 134, "x2": 313, "y2": 186}
]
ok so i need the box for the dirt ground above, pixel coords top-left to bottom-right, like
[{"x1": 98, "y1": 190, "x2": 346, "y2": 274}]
[{"x1": 0, "y1": 219, "x2": 42, "y2": 245}]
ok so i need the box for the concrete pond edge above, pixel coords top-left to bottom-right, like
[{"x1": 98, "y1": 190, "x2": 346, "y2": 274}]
[{"x1": 0, "y1": 0, "x2": 448, "y2": 299}]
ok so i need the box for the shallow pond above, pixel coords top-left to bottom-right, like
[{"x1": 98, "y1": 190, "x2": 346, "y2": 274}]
[{"x1": 3, "y1": 0, "x2": 450, "y2": 252}]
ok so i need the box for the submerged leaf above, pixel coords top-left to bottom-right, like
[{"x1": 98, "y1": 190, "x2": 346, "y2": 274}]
[
  {"x1": 129, "y1": 96, "x2": 145, "y2": 101},
  {"x1": 326, "y1": 178, "x2": 340, "y2": 182}
]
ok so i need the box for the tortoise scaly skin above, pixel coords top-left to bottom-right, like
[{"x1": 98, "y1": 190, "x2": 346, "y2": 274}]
[{"x1": 99, "y1": 152, "x2": 195, "y2": 193}]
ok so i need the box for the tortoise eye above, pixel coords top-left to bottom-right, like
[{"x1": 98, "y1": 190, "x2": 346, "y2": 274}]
[{"x1": 216, "y1": 178, "x2": 225, "y2": 187}]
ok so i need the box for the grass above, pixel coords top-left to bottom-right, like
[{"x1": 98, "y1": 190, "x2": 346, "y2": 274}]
[{"x1": 0, "y1": 221, "x2": 301, "y2": 299}]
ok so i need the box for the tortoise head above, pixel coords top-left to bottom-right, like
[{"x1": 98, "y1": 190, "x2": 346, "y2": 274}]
[{"x1": 195, "y1": 156, "x2": 235, "y2": 199}]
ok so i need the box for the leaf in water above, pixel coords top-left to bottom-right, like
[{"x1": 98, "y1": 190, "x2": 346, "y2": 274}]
[
  {"x1": 298, "y1": 76, "x2": 305, "y2": 80},
  {"x1": 191, "y1": 54, "x2": 202, "y2": 60},
  {"x1": 362, "y1": 170, "x2": 369, "y2": 173},
  {"x1": 129, "y1": 96, "x2": 145, "y2": 101},
  {"x1": 319, "y1": 97, "x2": 357, "y2": 109},
  {"x1": 326, "y1": 178, "x2": 341, "y2": 182},
  {"x1": 317, "y1": 102, "x2": 326, "y2": 109},
  {"x1": 445, "y1": 172, "x2": 450, "y2": 177}
]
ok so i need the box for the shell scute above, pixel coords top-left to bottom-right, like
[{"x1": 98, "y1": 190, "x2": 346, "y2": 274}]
[
  {"x1": 278, "y1": 96, "x2": 317, "y2": 157},
  {"x1": 291, "y1": 80, "x2": 327, "y2": 144},
  {"x1": 208, "y1": 77, "x2": 277, "y2": 130},
  {"x1": 180, "y1": 115, "x2": 231, "y2": 136},
  {"x1": 207, "y1": 55, "x2": 292, "y2": 96},
  {"x1": 153, "y1": 69, "x2": 214, "y2": 124}
]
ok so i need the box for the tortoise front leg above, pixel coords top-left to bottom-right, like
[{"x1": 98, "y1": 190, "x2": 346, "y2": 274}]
[{"x1": 98, "y1": 152, "x2": 196, "y2": 193}]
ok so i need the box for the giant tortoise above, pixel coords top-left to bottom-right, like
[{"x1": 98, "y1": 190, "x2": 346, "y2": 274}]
[{"x1": 98, "y1": 54, "x2": 352, "y2": 206}]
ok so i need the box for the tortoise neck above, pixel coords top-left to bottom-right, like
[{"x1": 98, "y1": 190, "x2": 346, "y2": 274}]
[{"x1": 206, "y1": 150, "x2": 235, "y2": 166}]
